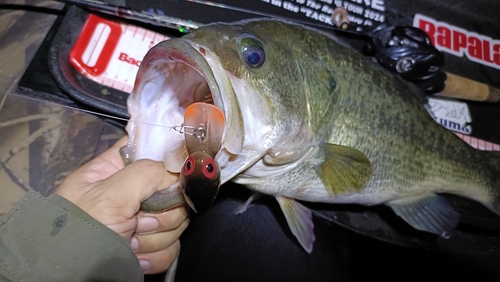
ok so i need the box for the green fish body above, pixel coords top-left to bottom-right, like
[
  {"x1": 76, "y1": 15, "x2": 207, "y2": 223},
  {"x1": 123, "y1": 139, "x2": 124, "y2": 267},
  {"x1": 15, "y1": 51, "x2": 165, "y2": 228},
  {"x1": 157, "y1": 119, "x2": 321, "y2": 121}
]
[{"x1": 122, "y1": 19, "x2": 500, "y2": 253}]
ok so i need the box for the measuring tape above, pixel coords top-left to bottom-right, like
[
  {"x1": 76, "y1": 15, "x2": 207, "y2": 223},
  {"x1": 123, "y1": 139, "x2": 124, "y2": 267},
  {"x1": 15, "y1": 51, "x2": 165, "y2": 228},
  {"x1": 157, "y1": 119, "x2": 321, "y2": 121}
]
[
  {"x1": 455, "y1": 133, "x2": 500, "y2": 151},
  {"x1": 69, "y1": 14, "x2": 170, "y2": 94}
]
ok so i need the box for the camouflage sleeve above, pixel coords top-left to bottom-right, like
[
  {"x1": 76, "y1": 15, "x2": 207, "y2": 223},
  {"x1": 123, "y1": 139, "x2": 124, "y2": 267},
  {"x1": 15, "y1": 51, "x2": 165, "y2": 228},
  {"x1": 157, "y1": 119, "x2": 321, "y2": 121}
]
[{"x1": 0, "y1": 190, "x2": 143, "y2": 282}]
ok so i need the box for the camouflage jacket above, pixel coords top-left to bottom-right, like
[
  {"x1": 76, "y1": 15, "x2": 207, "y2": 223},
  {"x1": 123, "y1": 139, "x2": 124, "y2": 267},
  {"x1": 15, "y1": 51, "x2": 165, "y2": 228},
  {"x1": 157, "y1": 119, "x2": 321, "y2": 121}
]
[{"x1": 0, "y1": 190, "x2": 143, "y2": 282}]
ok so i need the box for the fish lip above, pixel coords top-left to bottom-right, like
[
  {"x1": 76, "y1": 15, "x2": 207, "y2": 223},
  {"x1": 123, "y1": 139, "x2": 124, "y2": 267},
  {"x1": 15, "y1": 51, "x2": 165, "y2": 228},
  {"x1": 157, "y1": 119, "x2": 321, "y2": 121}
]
[
  {"x1": 154, "y1": 39, "x2": 247, "y2": 151},
  {"x1": 126, "y1": 37, "x2": 231, "y2": 171},
  {"x1": 150, "y1": 38, "x2": 230, "y2": 140},
  {"x1": 145, "y1": 38, "x2": 224, "y2": 109}
]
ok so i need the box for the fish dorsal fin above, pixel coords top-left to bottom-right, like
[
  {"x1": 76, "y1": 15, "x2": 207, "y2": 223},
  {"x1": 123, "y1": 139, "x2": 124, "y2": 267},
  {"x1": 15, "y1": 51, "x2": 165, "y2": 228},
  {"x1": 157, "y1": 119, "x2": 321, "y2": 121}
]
[
  {"x1": 388, "y1": 194, "x2": 460, "y2": 237},
  {"x1": 276, "y1": 196, "x2": 315, "y2": 254},
  {"x1": 314, "y1": 144, "x2": 372, "y2": 195}
]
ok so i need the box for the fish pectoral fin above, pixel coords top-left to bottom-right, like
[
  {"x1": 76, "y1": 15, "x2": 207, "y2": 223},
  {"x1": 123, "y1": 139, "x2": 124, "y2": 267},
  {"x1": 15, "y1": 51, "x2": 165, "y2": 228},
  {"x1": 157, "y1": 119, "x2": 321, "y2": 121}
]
[
  {"x1": 235, "y1": 192, "x2": 261, "y2": 214},
  {"x1": 387, "y1": 194, "x2": 460, "y2": 237},
  {"x1": 276, "y1": 196, "x2": 315, "y2": 254},
  {"x1": 314, "y1": 144, "x2": 372, "y2": 195}
]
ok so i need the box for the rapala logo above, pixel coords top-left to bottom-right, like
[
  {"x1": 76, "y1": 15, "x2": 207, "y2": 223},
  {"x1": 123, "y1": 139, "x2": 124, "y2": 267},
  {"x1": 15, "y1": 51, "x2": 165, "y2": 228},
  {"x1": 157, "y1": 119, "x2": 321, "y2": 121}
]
[
  {"x1": 118, "y1": 52, "x2": 141, "y2": 67},
  {"x1": 413, "y1": 14, "x2": 500, "y2": 70}
]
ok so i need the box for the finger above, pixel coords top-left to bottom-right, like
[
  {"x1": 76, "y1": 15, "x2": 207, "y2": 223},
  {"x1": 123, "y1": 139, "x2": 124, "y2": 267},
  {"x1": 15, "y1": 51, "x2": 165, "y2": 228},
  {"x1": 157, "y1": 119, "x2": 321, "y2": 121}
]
[
  {"x1": 58, "y1": 136, "x2": 130, "y2": 186},
  {"x1": 137, "y1": 240, "x2": 181, "y2": 274},
  {"x1": 131, "y1": 218, "x2": 189, "y2": 253},
  {"x1": 104, "y1": 159, "x2": 176, "y2": 205},
  {"x1": 136, "y1": 205, "x2": 189, "y2": 234},
  {"x1": 97, "y1": 135, "x2": 129, "y2": 168},
  {"x1": 85, "y1": 135, "x2": 129, "y2": 174},
  {"x1": 109, "y1": 135, "x2": 129, "y2": 152}
]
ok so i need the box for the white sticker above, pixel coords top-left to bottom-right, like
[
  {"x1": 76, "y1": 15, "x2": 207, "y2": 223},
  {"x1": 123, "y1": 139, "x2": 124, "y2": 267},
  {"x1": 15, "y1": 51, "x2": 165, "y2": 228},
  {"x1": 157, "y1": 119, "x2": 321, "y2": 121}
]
[{"x1": 427, "y1": 97, "x2": 472, "y2": 135}]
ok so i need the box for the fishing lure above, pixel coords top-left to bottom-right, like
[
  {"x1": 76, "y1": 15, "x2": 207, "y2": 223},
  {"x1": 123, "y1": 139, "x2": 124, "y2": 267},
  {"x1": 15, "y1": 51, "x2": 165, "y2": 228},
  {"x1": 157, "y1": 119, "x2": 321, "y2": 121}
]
[{"x1": 180, "y1": 102, "x2": 225, "y2": 212}]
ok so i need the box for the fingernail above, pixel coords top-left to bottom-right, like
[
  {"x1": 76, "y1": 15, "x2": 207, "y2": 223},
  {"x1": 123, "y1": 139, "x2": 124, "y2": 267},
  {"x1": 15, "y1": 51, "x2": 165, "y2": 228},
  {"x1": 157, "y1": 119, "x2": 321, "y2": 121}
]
[
  {"x1": 137, "y1": 216, "x2": 160, "y2": 233},
  {"x1": 130, "y1": 236, "x2": 139, "y2": 252},
  {"x1": 139, "y1": 259, "x2": 151, "y2": 273}
]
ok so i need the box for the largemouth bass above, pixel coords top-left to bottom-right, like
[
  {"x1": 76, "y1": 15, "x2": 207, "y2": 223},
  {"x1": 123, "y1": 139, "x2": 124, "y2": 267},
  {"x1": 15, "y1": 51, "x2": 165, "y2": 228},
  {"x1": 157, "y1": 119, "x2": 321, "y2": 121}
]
[{"x1": 121, "y1": 19, "x2": 500, "y2": 253}]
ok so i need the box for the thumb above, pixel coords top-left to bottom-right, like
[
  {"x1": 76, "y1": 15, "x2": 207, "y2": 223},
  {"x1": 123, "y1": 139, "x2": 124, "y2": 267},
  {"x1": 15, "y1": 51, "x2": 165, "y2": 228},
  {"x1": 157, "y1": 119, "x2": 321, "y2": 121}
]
[{"x1": 103, "y1": 159, "x2": 177, "y2": 208}]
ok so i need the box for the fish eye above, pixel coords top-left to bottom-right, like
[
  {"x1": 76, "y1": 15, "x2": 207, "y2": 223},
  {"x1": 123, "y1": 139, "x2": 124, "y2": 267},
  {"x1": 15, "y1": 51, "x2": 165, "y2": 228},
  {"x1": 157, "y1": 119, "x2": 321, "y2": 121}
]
[
  {"x1": 202, "y1": 158, "x2": 218, "y2": 179},
  {"x1": 239, "y1": 35, "x2": 266, "y2": 68},
  {"x1": 243, "y1": 46, "x2": 266, "y2": 68},
  {"x1": 182, "y1": 156, "x2": 196, "y2": 176}
]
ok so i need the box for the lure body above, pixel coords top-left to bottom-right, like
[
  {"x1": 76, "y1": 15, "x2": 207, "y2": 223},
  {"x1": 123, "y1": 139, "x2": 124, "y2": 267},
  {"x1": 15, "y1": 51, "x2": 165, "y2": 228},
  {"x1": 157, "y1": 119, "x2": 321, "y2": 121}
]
[{"x1": 180, "y1": 102, "x2": 225, "y2": 212}]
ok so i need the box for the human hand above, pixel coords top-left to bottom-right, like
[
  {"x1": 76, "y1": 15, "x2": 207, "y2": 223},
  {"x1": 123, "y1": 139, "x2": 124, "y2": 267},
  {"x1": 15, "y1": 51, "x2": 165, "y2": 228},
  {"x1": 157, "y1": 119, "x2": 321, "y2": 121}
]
[{"x1": 54, "y1": 136, "x2": 189, "y2": 274}]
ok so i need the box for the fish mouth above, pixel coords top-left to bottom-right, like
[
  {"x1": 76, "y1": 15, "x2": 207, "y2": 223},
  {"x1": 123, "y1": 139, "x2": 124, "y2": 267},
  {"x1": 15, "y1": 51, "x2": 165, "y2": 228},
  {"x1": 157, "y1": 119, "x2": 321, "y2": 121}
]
[{"x1": 125, "y1": 38, "x2": 239, "y2": 177}]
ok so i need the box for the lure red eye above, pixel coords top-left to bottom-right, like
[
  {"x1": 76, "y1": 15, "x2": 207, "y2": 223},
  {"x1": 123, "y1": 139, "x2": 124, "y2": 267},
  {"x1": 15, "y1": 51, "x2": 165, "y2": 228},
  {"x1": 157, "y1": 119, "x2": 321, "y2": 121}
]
[
  {"x1": 182, "y1": 156, "x2": 196, "y2": 176},
  {"x1": 202, "y1": 158, "x2": 218, "y2": 179}
]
